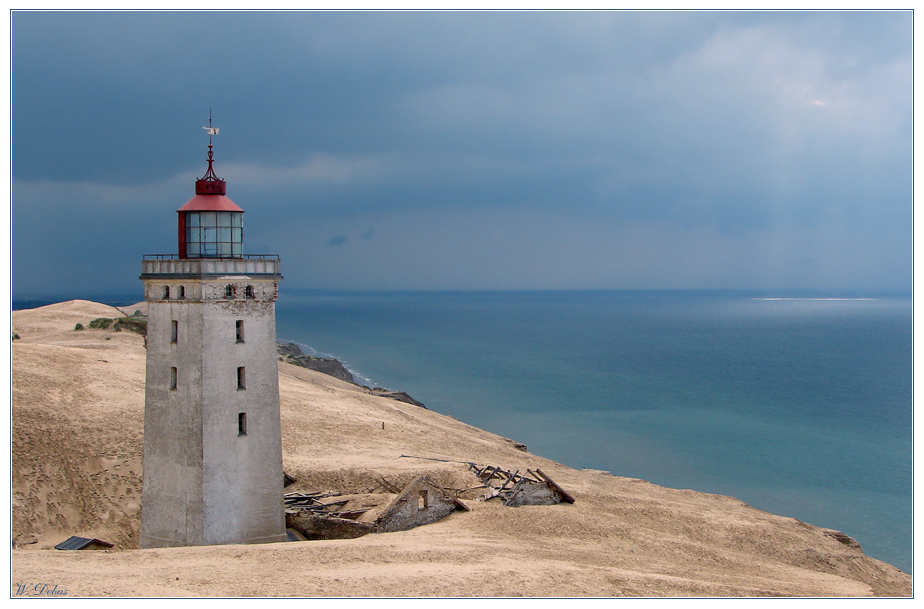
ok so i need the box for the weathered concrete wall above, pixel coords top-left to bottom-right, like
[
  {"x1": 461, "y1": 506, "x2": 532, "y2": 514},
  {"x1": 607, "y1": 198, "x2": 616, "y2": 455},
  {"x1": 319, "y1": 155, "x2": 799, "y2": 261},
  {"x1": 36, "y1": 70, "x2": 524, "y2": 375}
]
[
  {"x1": 200, "y1": 295, "x2": 285, "y2": 545},
  {"x1": 505, "y1": 482, "x2": 564, "y2": 507},
  {"x1": 140, "y1": 261, "x2": 285, "y2": 548},
  {"x1": 375, "y1": 477, "x2": 462, "y2": 534},
  {"x1": 285, "y1": 511, "x2": 373, "y2": 541},
  {"x1": 140, "y1": 298, "x2": 205, "y2": 547}
]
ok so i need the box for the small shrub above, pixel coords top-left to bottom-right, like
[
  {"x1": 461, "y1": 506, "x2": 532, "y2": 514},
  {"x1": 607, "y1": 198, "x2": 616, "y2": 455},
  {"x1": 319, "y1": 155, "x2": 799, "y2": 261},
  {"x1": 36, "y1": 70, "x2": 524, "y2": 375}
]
[
  {"x1": 11, "y1": 333, "x2": 20, "y2": 341},
  {"x1": 74, "y1": 323, "x2": 84, "y2": 331},
  {"x1": 88, "y1": 318, "x2": 113, "y2": 330},
  {"x1": 113, "y1": 317, "x2": 147, "y2": 336}
]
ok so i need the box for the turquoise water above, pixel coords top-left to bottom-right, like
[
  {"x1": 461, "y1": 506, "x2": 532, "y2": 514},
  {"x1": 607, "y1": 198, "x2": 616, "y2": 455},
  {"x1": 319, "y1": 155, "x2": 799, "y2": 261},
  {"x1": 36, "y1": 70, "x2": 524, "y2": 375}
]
[{"x1": 275, "y1": 290, "x2": 912, "y2": 573}]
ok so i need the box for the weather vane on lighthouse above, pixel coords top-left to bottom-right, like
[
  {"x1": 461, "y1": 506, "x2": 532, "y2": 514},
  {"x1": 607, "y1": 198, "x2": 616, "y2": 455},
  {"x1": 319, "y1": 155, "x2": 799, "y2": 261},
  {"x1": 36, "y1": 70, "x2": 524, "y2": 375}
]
[
  {"x1": 197, "y1": 110, "x2": 225, "y2": 194},
  {"x1": 203, "y1": 109, "x2": 219, "y2": 141}
]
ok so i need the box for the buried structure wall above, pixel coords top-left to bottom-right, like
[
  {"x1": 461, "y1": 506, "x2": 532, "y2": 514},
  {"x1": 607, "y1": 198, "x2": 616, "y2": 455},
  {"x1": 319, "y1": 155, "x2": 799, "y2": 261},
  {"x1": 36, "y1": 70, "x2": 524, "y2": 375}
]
[
  {"x1": 285, "y1": 511, "x2": 373, "y2": 540},
  {"x1": 375, "y1": 477, "x2": 469, "y2": 534},
  {"x1": 504, "y1": 481, "x2": 571, "y2": 507}
]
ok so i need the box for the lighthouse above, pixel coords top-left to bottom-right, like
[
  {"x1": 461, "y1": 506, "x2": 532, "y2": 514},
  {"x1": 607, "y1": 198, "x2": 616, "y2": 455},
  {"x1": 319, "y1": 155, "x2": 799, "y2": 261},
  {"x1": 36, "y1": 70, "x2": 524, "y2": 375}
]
[{"x1": 139, "y1": 121, "x2": 286, "y2": 548}]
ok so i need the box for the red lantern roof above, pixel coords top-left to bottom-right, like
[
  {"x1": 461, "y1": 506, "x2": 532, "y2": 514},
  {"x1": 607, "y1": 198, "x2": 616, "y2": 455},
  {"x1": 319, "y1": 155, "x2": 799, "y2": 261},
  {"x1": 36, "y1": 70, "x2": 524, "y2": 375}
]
[{"x1": 177, "y1": 194, "x2": 244, "y2": 212}]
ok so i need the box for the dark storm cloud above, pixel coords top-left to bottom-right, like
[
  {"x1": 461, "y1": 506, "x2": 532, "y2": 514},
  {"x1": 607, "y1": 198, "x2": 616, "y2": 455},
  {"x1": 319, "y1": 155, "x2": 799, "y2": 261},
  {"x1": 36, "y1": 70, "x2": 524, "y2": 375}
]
[{"x1": 11, "y1": 11, "x2": 912, "y2": 295}]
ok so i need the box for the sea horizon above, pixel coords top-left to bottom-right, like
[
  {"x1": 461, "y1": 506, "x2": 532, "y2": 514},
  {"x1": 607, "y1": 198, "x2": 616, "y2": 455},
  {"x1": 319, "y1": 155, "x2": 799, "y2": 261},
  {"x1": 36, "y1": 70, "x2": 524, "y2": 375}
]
[{"x1": 10, "y1": 285, "x2": 916, "y2": 307}]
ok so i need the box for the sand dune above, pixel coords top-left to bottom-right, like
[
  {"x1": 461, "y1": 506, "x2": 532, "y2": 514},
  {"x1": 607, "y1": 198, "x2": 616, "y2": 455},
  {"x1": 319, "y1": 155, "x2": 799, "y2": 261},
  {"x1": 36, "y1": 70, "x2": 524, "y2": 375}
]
[{"x1": 10, "y1": 300, "x2": 911, "y2": 597}]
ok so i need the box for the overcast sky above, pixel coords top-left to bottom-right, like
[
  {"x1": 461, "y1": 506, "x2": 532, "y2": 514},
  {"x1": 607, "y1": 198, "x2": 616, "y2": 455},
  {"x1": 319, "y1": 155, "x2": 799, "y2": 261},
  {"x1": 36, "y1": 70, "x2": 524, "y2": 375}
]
[{"x1": 10, "y1": 10, "x2": 912, "y2": 297}]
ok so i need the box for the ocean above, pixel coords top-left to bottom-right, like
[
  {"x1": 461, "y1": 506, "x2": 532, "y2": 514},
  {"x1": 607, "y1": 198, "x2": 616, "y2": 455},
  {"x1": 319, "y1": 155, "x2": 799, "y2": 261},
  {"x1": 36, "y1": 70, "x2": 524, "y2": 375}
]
[{"x1": 273, "y1": 290, "x2": 913, "y2": 574}]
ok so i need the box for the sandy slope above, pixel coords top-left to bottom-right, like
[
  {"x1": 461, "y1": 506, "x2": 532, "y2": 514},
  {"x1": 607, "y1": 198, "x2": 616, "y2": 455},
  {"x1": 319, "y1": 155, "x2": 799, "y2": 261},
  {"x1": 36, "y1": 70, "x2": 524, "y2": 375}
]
[{"x1": 10, "y1": 301, "x2": 912, "y2": 597}]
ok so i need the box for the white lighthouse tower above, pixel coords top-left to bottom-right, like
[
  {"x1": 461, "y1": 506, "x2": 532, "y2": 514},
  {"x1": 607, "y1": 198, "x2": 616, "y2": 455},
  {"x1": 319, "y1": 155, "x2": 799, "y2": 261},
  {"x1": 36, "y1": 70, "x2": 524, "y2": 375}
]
[{"x1": 139, "y1": 121, "x2": 286, "y2": 548}]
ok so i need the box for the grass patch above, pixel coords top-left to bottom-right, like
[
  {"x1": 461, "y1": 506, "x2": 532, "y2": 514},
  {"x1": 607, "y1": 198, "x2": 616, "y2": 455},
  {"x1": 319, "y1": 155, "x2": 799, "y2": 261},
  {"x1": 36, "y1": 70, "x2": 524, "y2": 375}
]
[
  {"x1": 114, "y1": 317, "x2": 147, "y2": 335},
  {"x1": 85, "y1": 317, "x2": 147, "y2": 335}
]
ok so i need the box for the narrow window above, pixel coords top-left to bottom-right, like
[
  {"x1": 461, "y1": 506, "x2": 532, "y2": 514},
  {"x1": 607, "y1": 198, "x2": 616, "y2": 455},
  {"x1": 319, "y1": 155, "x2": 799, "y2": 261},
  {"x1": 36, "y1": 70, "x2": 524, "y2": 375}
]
[
  {"x1": 238, "y1": 413, "x2": 247, "y2": 436},
  {"x1": 418, "y1": 490, "x2": 428, "y2": 511},
  {"x1": 170, "y1": 367, "x2": 177, "y2": 390},
  {"x1": 178, "y1": 285, "x2": 185, "y2": 299},
  {"x1": 224, "y1": 285, "x2": 234, "y2": 299},
  {"x1": 237, "y1": 367, "x2": 246, "y2": 390},
  {"x1": 245, "y1": 285, "x2": 254, "y2": 299},
  {"x1": 171, "y1": 320, "x2": 178, "y2": 344},
  {"x1": 235, "y1": 320, "x2": 244, "y2": 343},
  {"x1": 164, "y1": 286, "x2": 171, "y2": 299}
]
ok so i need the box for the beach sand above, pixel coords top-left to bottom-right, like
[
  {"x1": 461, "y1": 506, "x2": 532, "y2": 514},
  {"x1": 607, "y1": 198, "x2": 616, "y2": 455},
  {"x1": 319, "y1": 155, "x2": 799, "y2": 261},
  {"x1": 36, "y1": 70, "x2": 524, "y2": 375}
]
[{"x1": 10, "y1": 300, "x2": 912, "y2": 597}]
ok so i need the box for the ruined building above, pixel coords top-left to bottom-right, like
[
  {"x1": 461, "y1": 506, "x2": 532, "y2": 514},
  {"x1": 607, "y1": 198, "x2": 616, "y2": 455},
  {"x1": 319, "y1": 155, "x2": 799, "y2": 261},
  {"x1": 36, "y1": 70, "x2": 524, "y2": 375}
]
[
  {"x1": 139, "y1": 120, "x2": 286, "y2": 548},
  {"x1": 284, "y1": 476, "x2": 471, "y2": 540},
  {"x1": 374, "y1": 476, "x2": 470, "y2": 533}
]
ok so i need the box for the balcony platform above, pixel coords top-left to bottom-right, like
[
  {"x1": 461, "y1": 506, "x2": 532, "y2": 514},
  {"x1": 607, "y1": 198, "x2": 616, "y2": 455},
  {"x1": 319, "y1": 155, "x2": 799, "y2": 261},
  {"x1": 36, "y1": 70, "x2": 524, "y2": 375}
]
[{"x1": 141, "y1": 255, "x2": 282, "y2": 280}]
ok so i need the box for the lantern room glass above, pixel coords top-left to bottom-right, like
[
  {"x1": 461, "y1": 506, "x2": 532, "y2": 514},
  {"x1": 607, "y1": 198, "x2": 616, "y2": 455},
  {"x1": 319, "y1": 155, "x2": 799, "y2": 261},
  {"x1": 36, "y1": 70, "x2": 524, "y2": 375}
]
[{"x1": 185, "y1": 211, "x2": 243, "y2": 258}]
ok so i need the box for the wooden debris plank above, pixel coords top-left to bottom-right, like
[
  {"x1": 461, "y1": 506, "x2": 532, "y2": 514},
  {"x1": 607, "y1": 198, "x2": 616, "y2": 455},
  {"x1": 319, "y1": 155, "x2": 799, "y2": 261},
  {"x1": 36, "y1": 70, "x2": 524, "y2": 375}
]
[
  {"x1": 284, "y1": 491, "x2": 324, "y2": 499},
  {"x1": 498, "y1": 469, "x2": 520, "y2": 491},
  {"x1": 331, "y1": 510, "x2": 368, "y2": 520},
  {"x1": 315, "y1": 500, "x2": 350, "y2": 509},
  {"x1": 378, "y1": 477, "x2": 402, "y2": 494},
  {"x1": 535, "y1": 468, "x2": 576, "y2": 503},
  {"x1": 285, "y1": 491, "x2": 341, "y2": 503},
  {"x1": 284, "y1": 498, "x2": 320, "y2": 507},
  {"x1": 291, "y1": 500, "x2": 351, "y2": 513}
]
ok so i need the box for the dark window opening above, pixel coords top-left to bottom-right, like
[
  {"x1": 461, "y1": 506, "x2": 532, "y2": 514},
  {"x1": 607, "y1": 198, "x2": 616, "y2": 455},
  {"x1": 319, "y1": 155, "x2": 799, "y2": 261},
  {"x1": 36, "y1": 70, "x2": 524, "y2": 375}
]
[
  {"x1": 238, "y1": 412, "x2": 247, "y2": 436},
  {"x1": 225, "y1": 285, "x2": 234, "y2": 299},
  {"x1": 178, "y1": 285, "x2": 186, "y2": 299},
  {"x1": 245, "y1": 285, "x2": 254, "y2": 299},
  {"x1": 418, "y1": 490, "x2": 429, "y2": 510},
  {"x1": 171, "y1": 320, "x2": 178, "y2": 344},
  {"x1": 235, "y1": 320, "x2": 244, "y2": 343},
  {"x1": 164, "y1": 286, "x2": 170, "y2": 299},
  {"x1": 237, "y1": 366, "x2": 246, "y2": 390},
  {"x1": 170, "y1": 367, "x2": 177, "y2": 390}
]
